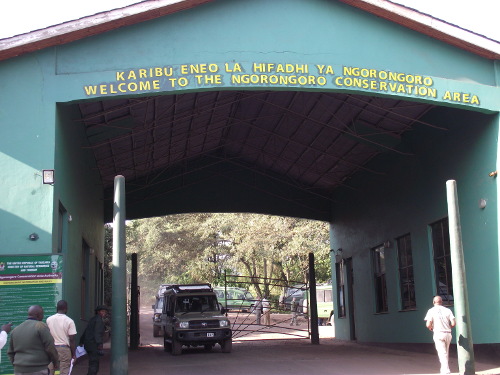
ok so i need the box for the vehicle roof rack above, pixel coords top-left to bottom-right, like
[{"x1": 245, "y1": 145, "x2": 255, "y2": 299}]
[{"x1": 165, "y1": 283, "x2": 213, "y2": 294}]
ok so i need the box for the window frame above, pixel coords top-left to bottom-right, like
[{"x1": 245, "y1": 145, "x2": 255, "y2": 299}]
[
  {"x1": 430, "y1": 218, "x2": 454, "y2": 306},
  {"x1": 372, "y1": 244, "x2": 388, "y2": 313},
  {"x1": 396, "y1": 234, "x2": 417, "y2": 311},
  {"x1": 335, "y1": 261, "x2": 346, "y2": 318}
]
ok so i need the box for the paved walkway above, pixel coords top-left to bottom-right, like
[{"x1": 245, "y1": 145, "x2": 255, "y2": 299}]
[
  {"x1": 70, "y1": 308, "x2": 500, "y2": 375},
  {"x1": 71, "y1": 338, "x2": 500, "y2": 375}
]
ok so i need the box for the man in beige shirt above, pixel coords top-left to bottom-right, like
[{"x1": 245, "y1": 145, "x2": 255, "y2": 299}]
[
  {"x1": 424, "y1": 296, "x2": 456, "y2": 375},
  {"x1": 47, "y1": 300, "x2": 77, "y2": 375}
]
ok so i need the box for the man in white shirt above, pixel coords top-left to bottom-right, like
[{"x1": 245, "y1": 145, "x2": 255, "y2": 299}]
[
  {"x1": 0, "y1": 322, "x2": 12, "y2": 362},
  {"x1": 47, "y1": 300, "x2": 77, "y2": 375},
  {"x1": 262, "y1": 297, "x2": 271, "y2": 327},
  {"x1": 424, "y1": 296, "x2": 456, "y2": 375}
]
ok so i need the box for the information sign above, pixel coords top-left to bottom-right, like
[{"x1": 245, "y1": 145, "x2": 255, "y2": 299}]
[{"x1": 0, "y1": 255, "x2": 63, "y2": 375}]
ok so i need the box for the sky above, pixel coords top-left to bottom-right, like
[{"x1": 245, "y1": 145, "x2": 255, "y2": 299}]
[{"x1": 0, "y1": 0, "x2": 498, "y2": 41}]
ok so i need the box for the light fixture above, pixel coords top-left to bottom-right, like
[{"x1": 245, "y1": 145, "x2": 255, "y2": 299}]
[
  {"x1": 479, "y1": 199, "x2": 487, "y2": 209},
  {"x1": 29, "y1": 233, "x2": 39, "y2": 241},
  {"x1": 42, "y1": 169, "x2": 55, "y2": 184},
  {"x1": 384, "y1": 240, "x2": 392, "y2": 248},
  {"x1": 489, "y1": 171, "x2": 497, "y2": 177}
]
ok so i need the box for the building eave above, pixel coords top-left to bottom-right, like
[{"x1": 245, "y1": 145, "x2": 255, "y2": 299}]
[
  {"x1": 339, "y1": 0, "x2": 500, "y2": 59},
  {"x1": 0, "y1": 0, "x2": 214, "y2": 61},
  {"x1": 0, "y1": 0, "x2": 499, "y2": 62}
]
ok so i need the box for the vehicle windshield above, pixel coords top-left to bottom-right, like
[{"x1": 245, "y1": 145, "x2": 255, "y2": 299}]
[{"x1": 175, "y1": 295, "x2": 220, "y2": 313}]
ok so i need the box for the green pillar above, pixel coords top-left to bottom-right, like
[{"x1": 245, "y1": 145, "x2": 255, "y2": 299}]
[
  {"x1": 111, "y1": 175, "x2": 128, "y2": 375},
  {"x1": 446, "y1": 180, "x2": 475, "y2": 375}
]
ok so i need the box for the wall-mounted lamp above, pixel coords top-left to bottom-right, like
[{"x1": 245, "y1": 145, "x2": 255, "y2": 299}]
[
  {"x1": 29, "y1": 233, "x2": 39, "y2": 241},
  {"x1": 384, "y1": 240, "x2": 392, "y2": 248},
  {"x1": 489, "y1": 171, "x2": 497, "y2": 177},
  {"x1": 479, "y1": 199, "x2": 487, "y2": 209},
  {"x1": 42, "y1": 169, "x2": 55, "y2": 184},
  {"x1": 335, "y1": 248, "x2": 343, "y2": 263},
  {"x1": 68, "y1": 215, "x2": 73, "y2": 223}
]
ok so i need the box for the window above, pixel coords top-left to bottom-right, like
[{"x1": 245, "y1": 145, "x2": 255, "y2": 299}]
[
  {"x1": 430, "y1": 218, "x2": 453, "y2": 305},
  {"x1": 397, "y1": 234, "x2": 416, "y2": 310},
  {"x1": 336, "y1": 261, "x2": 346, "y2": 318},
  {"x1": 372, "y1": 245, "x2": 388, "y2": 313}
]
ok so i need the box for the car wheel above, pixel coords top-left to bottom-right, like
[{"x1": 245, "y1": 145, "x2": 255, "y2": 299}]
[
  {"x1": 221, "y1": 338, "x2": 232, "y2": 353},
  {"x1": 153, "y1": 325, "x2": 160, "y2": 337},
  {"x1": 171, "y1": 338, "x2": 182, "y2": 356}
]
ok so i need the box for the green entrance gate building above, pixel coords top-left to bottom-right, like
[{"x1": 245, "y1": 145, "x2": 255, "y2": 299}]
[{"x1": 0, "y1": 0, "x2": 499, "y2": 360}]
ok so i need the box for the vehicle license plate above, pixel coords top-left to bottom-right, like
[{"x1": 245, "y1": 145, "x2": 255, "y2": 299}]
[{"x1": 207, "y1": 332, "x2": 214, "y2": 337}]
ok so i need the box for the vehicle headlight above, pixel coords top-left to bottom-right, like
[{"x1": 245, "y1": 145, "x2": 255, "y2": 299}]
[
  {"x1": 219, "y1": 320, "x2": 229, "y2": 327},
  {"x1": 178, "y1": 321, "x2": 189, "y2": 329}
]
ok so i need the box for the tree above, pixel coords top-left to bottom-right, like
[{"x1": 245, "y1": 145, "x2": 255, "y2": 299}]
[{"x1": 117, "y1": 213, "x2": 331, "y2": 303}]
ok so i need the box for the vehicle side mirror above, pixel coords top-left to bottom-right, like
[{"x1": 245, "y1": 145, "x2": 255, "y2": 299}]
[{"x1": 221, "y1": 307, "x2": 227, "y2": 315}]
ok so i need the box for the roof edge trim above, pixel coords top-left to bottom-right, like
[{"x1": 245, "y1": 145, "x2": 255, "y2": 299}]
[
  {"x1": 0, "y1": 0, "x2": 214, "y2": 61},
  {"x1": 339, "y1": 0, "x2": 500, "y2": 59},
  {"x1": 0, "y1": 0, "x2": 499, "y2": 62}
]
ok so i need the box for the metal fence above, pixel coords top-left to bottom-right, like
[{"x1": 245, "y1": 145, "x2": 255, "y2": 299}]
[{"x1": 220, "y1": 274, "x2": 311, "y2": 341}]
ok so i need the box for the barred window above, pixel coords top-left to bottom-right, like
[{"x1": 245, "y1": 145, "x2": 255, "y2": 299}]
[
  {"x1": 397, "y1": 234, "x2": 416, "y2": 310},
  {"x1": 336, "y1": 261, "x2": 346, "y2": 318},
  {"x1": 372, "y1": 245, "x2": 388, "y2": 313},
  {"x1": 430, "y1": 218, "x2": 453, "y2": 305}
]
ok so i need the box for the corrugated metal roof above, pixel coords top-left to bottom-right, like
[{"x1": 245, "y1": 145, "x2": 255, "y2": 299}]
[{"x1": 77, "y1": 90, "x2": 436, "y2": 218}]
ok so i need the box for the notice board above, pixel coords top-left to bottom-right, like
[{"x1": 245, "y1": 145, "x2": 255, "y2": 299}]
[{"x1": 0, "y1": 255, "x2": 63, "y2": 375}]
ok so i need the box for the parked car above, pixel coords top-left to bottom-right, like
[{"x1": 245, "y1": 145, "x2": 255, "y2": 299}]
[
  {"x1": 284, "y1": 284, "x2": 334, "y2": 325},
  {"x1": 213, "y1": 287, "x2": 255, "y2": 312}
]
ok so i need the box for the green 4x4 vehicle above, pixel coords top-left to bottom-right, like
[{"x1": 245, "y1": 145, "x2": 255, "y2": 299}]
[
  {"x1": 213, "y1": 287, "x2": 255, "y2": 312},
  {"x1": 161, "y1": 284, "x2": 232, "y2": 355}
]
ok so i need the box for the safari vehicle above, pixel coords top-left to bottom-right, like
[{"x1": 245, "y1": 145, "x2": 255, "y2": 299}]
[
  {"x1": 161, "y1": 284, "x2": 232, "y2": 355},
  {"x1": 213, "y1": 287, "x2": 255, "y2": 312},
  {"x1": 152, "y1": 297, "x2": 163, "y2": 337},
  {"x1": 285, "y1": 284, "x2": 334, "y2": 325}
]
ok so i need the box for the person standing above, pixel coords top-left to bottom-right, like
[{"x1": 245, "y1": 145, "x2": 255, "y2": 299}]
[
  {"x1": 290, "y1": 297, "x2": 300, "y2": 326},
  {"x1": 8, "y1": 305, "x2": 59, "y2": 375},
  {"x1": 262, "y1": 297, "x2": 271, "y2": 327},
  {"x1": 0, "y1": 322, "x2": 13, "y2": 362},
  {"x1": 46, "y1": 300, "x2": 77, "y2": 375},
  {"x1": 424, "y1": 296, "x2": 456, "y2": 375},
  {"x1": 80, "y1": 305, "x2": 108, "y2": 375},
  {"x1": 253, "y1": 297, "x2": 262, "y2": 325}
]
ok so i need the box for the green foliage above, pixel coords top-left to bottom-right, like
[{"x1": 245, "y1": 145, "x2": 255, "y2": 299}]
[{"x1": 120, "y1": 213, "x2": 331, "y2": 301}]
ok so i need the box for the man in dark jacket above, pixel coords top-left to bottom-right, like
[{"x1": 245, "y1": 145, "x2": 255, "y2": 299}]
[
  {"x1": 8, "y1": 305, "x2": 59, "y2": 375},
  {"x1": 81, "y1": 305, "x2": 108, "y2": 375}
]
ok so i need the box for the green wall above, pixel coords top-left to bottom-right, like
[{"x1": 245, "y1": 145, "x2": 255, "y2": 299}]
[
  {"x1": 54, "y1": 103, "x2": 105, "y2": 327},
  {"x1": 330, "y1": 107, "x2": 499, "y2": 343}
]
